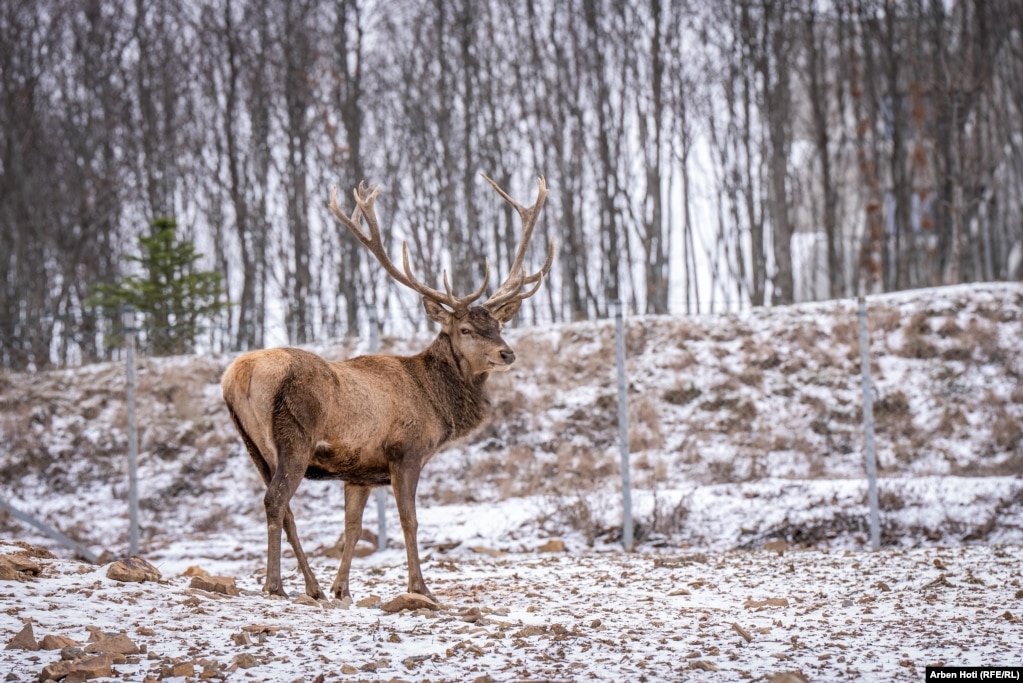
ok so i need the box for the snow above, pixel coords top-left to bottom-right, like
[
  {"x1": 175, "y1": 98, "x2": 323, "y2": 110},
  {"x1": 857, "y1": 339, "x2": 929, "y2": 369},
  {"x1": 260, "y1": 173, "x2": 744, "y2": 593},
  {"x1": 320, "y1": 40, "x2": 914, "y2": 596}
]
[
  {"x1": 2, "y1": 282, "x2": 1023, "y2": 680},
  {"x1": 3, "y1": 539, "x2": 1021, "y2": 681}
]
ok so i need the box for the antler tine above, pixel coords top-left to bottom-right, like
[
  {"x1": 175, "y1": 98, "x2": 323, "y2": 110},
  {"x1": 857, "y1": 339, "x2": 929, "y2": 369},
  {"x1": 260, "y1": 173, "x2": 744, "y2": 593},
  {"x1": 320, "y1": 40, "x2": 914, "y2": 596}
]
[
  {"x1": 329, "y1": 180, "x2": 504, "y2": 312},
  {"x1": 399, "y1": 244, "x2": 491, "y2": 310},
  {"x1": 444, "y1": 261, "x2": 491, "y2": 307},
  {"x1": 481, "y1": 174, "x2": 555, "y2": 311},
  {"x1": 330, "y1": 182, "x2": 452, "y2": 306}
]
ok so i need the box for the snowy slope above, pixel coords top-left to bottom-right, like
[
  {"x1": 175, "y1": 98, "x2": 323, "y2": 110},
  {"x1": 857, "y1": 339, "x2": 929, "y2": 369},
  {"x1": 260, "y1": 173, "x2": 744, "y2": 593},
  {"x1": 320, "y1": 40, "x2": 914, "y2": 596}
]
[{"x1": 1, "y1": 283, "x2": 1022, "y2": 680}]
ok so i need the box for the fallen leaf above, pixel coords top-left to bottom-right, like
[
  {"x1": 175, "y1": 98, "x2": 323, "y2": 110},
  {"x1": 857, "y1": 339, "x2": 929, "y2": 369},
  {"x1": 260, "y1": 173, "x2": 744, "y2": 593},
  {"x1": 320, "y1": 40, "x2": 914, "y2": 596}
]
[{"x1": 744, "y1": 597, "x2": 790, "y2": 609}]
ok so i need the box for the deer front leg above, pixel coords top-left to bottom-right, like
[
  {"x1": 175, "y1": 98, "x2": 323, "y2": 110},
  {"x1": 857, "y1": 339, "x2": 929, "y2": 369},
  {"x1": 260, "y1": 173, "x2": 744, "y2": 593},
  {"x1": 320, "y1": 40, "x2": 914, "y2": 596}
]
[
  {"x1": 331, "y1": 483, "x2": 371, "y2": 600},
  {"x1": 389, "y1": 463, "x2": 434, "y2": 601}
]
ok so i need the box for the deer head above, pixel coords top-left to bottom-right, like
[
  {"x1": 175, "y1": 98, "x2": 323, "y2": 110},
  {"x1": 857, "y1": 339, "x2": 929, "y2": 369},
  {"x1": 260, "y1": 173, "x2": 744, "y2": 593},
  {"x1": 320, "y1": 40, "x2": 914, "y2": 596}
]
[{"x1": 328, "y1": 175, "x2": 555, "y2": 376}]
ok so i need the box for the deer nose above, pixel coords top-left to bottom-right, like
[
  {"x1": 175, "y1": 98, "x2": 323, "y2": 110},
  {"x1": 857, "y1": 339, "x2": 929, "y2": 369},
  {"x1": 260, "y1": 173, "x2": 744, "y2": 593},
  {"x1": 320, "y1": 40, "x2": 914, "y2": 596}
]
[{"x1": 500, "y1": 349, "x2": 516, "y2": 365}]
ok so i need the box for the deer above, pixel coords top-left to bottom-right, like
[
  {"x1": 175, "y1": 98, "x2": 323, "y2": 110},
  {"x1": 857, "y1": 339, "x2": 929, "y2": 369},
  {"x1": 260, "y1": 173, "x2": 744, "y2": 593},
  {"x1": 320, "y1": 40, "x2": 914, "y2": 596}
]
[{"x1": 221, "y1": 174, "x2": 553, "y2": 603}]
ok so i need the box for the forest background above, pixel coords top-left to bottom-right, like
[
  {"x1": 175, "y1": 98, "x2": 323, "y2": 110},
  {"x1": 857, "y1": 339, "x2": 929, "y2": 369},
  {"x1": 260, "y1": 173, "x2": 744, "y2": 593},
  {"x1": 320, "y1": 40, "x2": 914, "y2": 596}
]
[{"x1": 3, "y1": 0, "x2": 1023, "y2": 370}]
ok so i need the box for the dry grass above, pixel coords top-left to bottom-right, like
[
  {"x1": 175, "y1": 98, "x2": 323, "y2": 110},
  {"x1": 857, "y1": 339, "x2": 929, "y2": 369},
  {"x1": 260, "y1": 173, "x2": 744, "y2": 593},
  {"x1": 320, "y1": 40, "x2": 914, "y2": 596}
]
[
  {"x1": 4, "y1": 284, "x2": 1023, "y2": 548},
  {"x1": 988, "y1": 406, "x2": 1022, "y2": 454},
  {"x1": 629, "y1": 396, "x2": 664, "y2": 452},
  {"x1": 870, "y1": 308, "x2": 903, "y2": 334},
  {"x1": 831, "y1": 318, "x2": 859, "y2": 347},
  {"x1": 964, "y1": 318, "x2": 1001, "y2": 362},
  {"x1": 663, "y1": 383, "x2": 701, "y2": 406}
]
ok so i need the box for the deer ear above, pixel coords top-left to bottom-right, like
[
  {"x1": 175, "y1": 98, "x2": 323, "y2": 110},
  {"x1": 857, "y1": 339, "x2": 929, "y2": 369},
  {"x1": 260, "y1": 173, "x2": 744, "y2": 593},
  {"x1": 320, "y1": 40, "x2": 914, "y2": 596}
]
[
  {"x1": 422, "y1": 297, "x2": 453, "y2": 326},
  {"x1": 490, "y1": 299, "x2": 521, "y2": 323}
]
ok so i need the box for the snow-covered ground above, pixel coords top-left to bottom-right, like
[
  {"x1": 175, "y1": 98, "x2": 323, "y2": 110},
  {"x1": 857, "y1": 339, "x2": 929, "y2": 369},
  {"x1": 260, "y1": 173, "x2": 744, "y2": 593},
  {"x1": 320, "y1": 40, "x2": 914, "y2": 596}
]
[
  {"x1": 2, "y1": 282, "x2": 1022, "y2": 680},
  {"x1": 3, "y1": 539, "x2": 1021, "y2": 681}
]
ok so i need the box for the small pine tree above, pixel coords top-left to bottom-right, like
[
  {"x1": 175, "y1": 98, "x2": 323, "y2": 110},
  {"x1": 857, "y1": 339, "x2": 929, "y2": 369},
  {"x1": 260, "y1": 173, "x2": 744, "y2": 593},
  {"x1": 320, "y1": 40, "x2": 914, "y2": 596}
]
[{"x1": 89, "y1": 217, "x2": 227, "y2": 355}]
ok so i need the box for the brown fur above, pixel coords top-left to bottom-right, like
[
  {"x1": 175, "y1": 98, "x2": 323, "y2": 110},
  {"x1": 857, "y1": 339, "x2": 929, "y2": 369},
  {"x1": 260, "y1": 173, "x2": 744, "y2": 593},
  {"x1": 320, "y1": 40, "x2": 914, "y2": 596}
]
[
  {"x1": 225, "y1": 175, "x2": 551, "y2": 601},
  {"x1": 222, "y1": 304, "x2": 521, "y2": 600}
]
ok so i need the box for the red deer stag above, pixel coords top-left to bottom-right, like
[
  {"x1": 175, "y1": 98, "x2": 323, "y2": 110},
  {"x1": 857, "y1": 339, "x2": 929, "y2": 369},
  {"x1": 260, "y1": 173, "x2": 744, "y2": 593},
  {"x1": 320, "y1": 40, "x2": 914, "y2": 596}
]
[{"x1": 221, "y1": 175, "x2": 553, "y2": 601}]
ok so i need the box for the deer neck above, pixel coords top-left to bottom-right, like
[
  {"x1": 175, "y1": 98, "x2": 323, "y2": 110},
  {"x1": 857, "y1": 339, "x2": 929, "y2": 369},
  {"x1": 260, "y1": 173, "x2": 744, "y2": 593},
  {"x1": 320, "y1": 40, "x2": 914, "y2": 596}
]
[{"x1": 418, "y1": 333, "x2": 491, "y2": 439}]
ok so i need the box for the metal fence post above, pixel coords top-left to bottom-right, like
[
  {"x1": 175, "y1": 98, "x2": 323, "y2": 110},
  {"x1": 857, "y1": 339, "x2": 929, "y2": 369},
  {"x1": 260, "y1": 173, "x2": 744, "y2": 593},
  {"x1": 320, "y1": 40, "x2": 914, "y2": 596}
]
[
  {"x1": 857, "y1": 296, "x2": 881, "y2": 551},
  {"x1": 123, "y1": 304, "x2": 140, "y2": 556},
  {"x1": 615, "y1": 301, "x2": 634, "y2": 551},
  {"x1": 370, "y1": 312, "x2": 387, "y2": 551},
  {"x1": 0, "y1": 497, "x2": 99, "y2": 563}
]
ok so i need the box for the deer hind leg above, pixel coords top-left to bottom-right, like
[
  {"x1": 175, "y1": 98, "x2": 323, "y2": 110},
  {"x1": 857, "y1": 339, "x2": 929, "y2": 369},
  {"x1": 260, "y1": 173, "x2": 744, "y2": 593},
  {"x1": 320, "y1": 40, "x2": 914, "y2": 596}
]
[
  {"x1": 331, "y1": 482, "x2": 371, "y2": 600},
  {"x1": 228, "y1": 410, "x2": 317, "y2": 597},
  {"x1": 263, "y1": 426, "x2": 325, "y2": 600},
  {"x1": 390, "y1": 463, "x2": 433, "y2": 601}
]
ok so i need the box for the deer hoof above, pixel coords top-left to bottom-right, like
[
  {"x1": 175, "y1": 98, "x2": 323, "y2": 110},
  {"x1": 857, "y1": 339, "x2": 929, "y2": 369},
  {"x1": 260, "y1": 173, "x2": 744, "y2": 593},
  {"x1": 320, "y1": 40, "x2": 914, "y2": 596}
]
[{"x1": 264, "y1": 580, "x2": 288, "y2": 598}]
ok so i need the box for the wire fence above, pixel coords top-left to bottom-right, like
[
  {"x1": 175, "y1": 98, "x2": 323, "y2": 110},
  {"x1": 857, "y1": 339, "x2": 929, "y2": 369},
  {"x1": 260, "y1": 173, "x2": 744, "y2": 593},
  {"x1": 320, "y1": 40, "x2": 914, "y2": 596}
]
[
  {"x1": 0, "y1": 293, "x2": 760, "y2": 374},
  {"x1": 2, "y1": 296, "x2": 886, "y2": 561}
]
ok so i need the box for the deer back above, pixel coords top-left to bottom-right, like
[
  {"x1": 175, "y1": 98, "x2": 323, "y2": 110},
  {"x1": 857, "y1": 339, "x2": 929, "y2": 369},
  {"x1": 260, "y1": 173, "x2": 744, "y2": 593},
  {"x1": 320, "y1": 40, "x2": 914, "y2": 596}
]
[{"x1": 221, "y1": 344, "x2": 492, "y2": 482}]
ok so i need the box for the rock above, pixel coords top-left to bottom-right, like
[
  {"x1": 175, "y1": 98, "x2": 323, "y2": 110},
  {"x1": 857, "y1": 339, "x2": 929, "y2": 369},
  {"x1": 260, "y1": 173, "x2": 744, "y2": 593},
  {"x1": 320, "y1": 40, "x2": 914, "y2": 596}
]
[
  {"x1": 403, "y1": 654, "x2": 431, "y2": 669},
  {"x1": 380, "y1": 593, "x2": 440, "y2": 613},
  {"x1": 5, "y1": 621, "x2": 38, "y2": 651},
  {"x1": 85, "y1": 633, "x2": 139, "y2": 655},
  {"x1": 39, "y1": 635, "x2": 80, "y2": 650},
  {"x1": 458, "y1": 607, "x2": 482, "y2": 623},
  {"x1": 242, "y1": 624, "x2": 279, "y2": 637},
  {"x1": 84, "y1": 626, "x2": 106, "y2": 643},
  {"x1": 538, "y1": 539, "x2": 566, "y2": 553},
  {"x1": 181, "y1": 565, "x2": 208, "y2": 577},
  {"x1": 72, "y1": 653, "x2": 119, "y2": 678},
  {"x1": 743, "y1": 597, "x2": 790, "y2": 609},
  {"x1": 690, "y1": 660, "x2": 719, "y2": 671},
  {"x1": 39, "y1": 659, "x2": 75, "y2": 681},
  {"x1": 61, "y1": 646, "x2": 85, "y2": 661},
  {"x1": 232, "y1": 653, "x2": 259, "y2": 669},
  {"x1": 764, "y1": 539, "x2": 787, "y2": 554},
  {"x1": 769, "y1": 671, "x2": 809, "y2": 683},
  {"x1": 293, "y1": 594, "x2": 320, "y2": 607},
  {"x1": 39, "y1": 653, "x2": 118, "y2": 682},
  {"x1": 731, "y1": 622, "x2": 753, "y2": 643},
  {"x1": 161, "y1": 661, "x2": 195, "y2": 678},
  {"x1": 106, "y1": 557, "x2": 162, "y2": 583},
  {"x1": 189, "y1": 575, "x2": 239, "y2": 597},
  {"x1": 356, "y1": 595, "x2": 381, "y2": 609},
  {"x1": 326, "y1": 529, "x2": 378, "y2": 559},
  {"x1": 0, "y1": 554, "x2": 41, "y2": 580}
]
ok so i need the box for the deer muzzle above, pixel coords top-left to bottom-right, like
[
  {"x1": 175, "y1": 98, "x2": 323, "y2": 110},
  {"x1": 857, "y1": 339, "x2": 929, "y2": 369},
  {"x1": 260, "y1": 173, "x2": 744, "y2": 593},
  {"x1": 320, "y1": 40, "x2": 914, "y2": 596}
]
[{"x1": 490, "y1": 347, "x2": 516, "y2": 370}]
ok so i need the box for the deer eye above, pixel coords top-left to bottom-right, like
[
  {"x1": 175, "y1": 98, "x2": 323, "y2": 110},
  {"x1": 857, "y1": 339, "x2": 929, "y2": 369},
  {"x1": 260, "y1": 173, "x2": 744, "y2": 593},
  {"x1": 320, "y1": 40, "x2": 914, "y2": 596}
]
[{"x1": 460, "y1": 327, "x2": 472, "y2": 336}]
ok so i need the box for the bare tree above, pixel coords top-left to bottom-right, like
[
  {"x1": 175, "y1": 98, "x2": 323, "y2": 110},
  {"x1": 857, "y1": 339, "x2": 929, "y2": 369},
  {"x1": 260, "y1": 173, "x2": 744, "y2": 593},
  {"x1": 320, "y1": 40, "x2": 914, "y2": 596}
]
[{"x1": 280, "y1": 1, "x2": 317, "y2": 344}]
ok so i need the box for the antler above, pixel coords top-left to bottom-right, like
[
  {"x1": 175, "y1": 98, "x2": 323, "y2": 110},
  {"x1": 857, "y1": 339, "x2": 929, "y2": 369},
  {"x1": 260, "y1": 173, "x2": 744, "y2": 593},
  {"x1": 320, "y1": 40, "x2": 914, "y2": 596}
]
[
  {"x1": 481, "y1": 174, "x2": 556, "y2": 311},
  {"x1": 328, "y1": 182, "x2": 490, "y2": 311}
]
